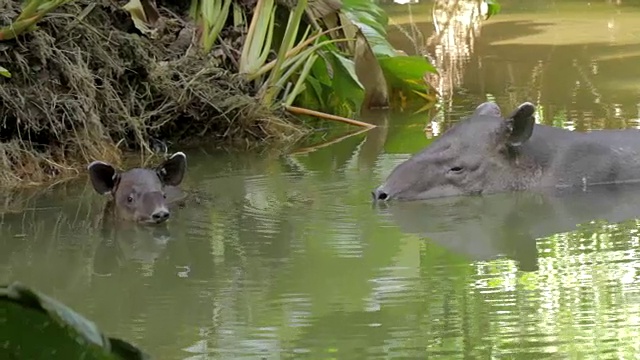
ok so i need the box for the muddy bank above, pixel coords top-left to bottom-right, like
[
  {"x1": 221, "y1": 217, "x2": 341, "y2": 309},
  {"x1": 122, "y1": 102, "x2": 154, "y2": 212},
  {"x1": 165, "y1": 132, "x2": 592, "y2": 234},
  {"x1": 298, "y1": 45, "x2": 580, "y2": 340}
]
[{"x1": 0, "y1": 0, "x2": 307, "y2": 188}]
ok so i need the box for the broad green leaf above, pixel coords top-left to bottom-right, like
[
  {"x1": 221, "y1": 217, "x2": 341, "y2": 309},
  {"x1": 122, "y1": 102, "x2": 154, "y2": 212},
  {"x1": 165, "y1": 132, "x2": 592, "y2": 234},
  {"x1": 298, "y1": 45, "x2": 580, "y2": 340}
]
[
  {"x1": 329, "y1": 52, "x2": 365, "y2": 115},
  {"x1": 311, "y1": 54, "x2": 332, "y2": 87},
  {"x1": 297, "y1": 82, "x2": 323, "y2": 110},
  {"x1": 355, "y1": 21, "x2": 397, "y2": 57},
  {"x1": 342, "y1": 0, "x2": 396, "y2": 58},
  {"x1": 378, "y1": 55, "x2": 437, "y2": 94},
  {"x1": 378, "y1": 55, "x2": 438, "y2": 79},
  {"x1": 0, "y1": 282, "x2": 149, "y2": 360},
  {"x1": 345, "y1": 9, "x2": 387, "y2": 38},
  {"x1": 304, "y1": 76, "x2": 326, "y2": 109},
  {"x1": 330, "y1": 52, "x2": 364, "y2": 91},
  {"x1": 342, "y1": 0, "x2": 389, "y2": 29},
  {"x1": 0, "y1": 65, "x2": 10, "y2": 78}
]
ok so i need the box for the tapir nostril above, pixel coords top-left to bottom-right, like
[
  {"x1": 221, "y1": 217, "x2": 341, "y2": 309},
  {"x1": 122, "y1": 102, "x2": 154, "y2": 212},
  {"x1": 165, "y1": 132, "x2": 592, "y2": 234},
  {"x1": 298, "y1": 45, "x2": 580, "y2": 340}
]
[
  {"x1": 372, "y1": 187, "x2": 389, "y2": 201},
  {"x1": 152, "y1": 210, "x2": 170, "y2": 223}
]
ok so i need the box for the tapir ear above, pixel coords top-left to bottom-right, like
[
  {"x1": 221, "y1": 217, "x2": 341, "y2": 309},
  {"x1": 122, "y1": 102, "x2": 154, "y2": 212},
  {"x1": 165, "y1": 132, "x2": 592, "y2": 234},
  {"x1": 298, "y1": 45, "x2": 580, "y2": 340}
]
[
  {"x1": 87, "y1": 161, "x2": 119, "y2": 195},
  {"x1": 473, "y1": 102, "x2": 502, "y2": 117},
  {"x1": 504, "y1": 102, "x2": 536, "y2": 146},
  {"x1": 157, "y1": 151, "x2": 187, "y2": 186}
]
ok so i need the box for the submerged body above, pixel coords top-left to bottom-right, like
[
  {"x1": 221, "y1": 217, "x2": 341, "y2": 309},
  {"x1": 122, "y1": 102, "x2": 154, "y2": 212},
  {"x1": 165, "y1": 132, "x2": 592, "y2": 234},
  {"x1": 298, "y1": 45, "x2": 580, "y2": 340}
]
[
  {"x1": 87, "y1": 152, "x2": 187, "y2": 224},
  {"x1": 373, "y1": 102, "x2": 640, "y2": 202}
]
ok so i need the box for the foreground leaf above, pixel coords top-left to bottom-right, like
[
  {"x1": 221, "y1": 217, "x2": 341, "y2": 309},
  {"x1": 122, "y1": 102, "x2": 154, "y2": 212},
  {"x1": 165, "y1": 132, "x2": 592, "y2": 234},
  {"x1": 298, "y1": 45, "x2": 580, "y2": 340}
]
[{"x1": 0, "y1": 282, "x2": 150, "y2": 360}]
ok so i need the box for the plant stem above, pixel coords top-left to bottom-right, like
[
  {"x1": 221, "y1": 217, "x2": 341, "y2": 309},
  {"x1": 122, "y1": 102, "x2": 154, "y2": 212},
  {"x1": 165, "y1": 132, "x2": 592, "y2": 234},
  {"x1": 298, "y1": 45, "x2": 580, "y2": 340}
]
[{"x1": 285, "y1": 105, "x2": 376, "y2": 129}]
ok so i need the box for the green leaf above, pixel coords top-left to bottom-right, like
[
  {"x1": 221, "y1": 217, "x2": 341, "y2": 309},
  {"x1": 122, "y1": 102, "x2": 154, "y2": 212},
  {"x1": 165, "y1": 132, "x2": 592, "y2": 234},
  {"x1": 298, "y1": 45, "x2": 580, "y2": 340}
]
[
  {"x1": 342, "y1": 0, "x2": 389, "y2": 30},
  {"x1": 485, "y1": 0, "x2": 501, "y2": 19},
  {"x1": 305, "y1": 76, "x2": 326, "y2": 109},
  {"x1": 297, "y1": 82, "x2": 323, "y2": 110},
  {"x1": 377, "y1": 55, "x2": 437, "y2": 93},
  {"x1": 0, "y1": 282, "x2": 150, "y2": 360},
  {"x1": 342, "y1": 0, "x2": 397, "y2": 58},
  {"x1": 328, "y1": 52, "x2": 365, "y2": 114},
  {"x1": 355, "y1": 21, "x2": 397, "y2": 57},
  {"x1": 311, "y1": 54, "x2": 332, "y2": 87},
  {"x1": 0, "y1": 65, "x2": 10, "y2": 78},
  {"x1": 331, "y1": 52, "x2": 364, "y2": 91}
]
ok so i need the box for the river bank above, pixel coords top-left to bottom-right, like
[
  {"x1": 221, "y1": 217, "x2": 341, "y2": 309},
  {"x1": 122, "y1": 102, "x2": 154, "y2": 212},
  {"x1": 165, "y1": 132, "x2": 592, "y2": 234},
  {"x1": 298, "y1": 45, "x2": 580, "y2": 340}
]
[{"x1": 0, "y1": 0, "x2": 309, "y2": 188}]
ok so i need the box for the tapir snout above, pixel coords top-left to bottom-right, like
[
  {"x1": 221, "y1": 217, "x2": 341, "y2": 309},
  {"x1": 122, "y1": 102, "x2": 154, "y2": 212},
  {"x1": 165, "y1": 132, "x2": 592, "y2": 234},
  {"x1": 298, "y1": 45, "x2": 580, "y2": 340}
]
[{"x1": 136, "y1": 191, "x2": 171, "y2": 224}]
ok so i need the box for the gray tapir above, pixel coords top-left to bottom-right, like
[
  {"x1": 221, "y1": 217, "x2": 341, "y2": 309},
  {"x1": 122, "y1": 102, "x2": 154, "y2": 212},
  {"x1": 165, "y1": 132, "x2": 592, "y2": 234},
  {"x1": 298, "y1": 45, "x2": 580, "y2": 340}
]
[
  {"x1": 373, "y1": 101, "x2": 640, "y2": 202},
  {"x1": 87, "y1": 152, "x2": 187, "y2": 224}
]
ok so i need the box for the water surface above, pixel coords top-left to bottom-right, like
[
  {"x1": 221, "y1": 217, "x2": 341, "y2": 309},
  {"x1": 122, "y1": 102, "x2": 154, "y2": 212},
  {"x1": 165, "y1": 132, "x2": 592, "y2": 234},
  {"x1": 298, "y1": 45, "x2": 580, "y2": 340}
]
[{"x1": 3, "y1": 1, "x2": 640, "y2": 359}]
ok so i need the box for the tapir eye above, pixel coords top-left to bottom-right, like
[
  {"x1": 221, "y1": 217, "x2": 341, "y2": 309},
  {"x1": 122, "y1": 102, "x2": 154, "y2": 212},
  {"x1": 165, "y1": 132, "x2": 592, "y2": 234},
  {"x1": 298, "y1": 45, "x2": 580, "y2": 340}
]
[
  {"x1": 163, "y1": 193, "x2": 167, "y2": 199},
  {"x1": 127, "y1": 195, "x2": 134, "y2": 203},
  {"x1": 449, "y1": 166, "x2": 464, "y2": 173}
]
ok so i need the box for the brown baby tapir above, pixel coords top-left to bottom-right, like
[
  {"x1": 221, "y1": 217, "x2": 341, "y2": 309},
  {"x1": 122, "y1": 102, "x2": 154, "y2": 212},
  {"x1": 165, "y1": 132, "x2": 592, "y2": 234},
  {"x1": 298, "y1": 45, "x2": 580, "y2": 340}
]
[{"x1": 87, "y1": 152, "x2": 187, "y2": 225}]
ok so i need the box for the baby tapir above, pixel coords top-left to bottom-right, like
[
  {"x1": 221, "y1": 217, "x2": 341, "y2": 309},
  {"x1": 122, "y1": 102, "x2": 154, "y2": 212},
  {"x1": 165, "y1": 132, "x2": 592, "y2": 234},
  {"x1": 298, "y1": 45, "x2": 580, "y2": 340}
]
[
  {"x1": 87, "y1": 152, "x2": 187, "y2": 224},
  {"x1": 373, "y1": 101, "x2": 640, "y2": 202}
]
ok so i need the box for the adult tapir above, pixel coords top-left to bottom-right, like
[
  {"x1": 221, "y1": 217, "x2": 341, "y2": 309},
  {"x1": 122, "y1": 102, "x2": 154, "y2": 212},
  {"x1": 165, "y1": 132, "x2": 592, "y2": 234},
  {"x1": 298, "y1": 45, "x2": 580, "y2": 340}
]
[
  {"x1": 87, "y1": 152, "x2": 187, "y2": 224},
  {"x1": 373, "y1": 101, "x2": 640, "y2": 202}
]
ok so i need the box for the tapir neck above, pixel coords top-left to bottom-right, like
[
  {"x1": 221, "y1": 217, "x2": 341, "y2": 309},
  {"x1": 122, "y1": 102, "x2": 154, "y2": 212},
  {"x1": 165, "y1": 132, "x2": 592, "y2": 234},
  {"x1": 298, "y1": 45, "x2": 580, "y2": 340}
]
[
  {"x1": 517, "y1": 124, "x2": 576, "y2": 169},
  {"x1": 515, "y1": 124, "x2": 640, "y2": 189},
  {"x1": 500, "y1": 124, "x2": 579, "y2": 191}
]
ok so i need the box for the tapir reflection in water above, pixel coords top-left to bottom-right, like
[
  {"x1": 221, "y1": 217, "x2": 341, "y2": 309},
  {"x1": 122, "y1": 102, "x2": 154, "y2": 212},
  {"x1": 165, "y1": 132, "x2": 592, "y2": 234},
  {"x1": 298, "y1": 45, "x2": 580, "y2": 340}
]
[
  {"x1": 381, "y1": 184, "x2": 640, "y2": 272},
  {"x1": 87, "y1": 152, "x2": 187, "y2": 224},
  {"x1": 373, "y1": 101, "x2": 640, "y2": 202}
]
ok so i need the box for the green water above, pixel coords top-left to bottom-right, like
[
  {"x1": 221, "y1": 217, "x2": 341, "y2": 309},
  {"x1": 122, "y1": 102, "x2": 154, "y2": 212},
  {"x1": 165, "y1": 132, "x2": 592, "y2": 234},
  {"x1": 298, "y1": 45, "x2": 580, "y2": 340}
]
[{"x1": 3, "y1": 0, "x2": 640, "y2": 358}]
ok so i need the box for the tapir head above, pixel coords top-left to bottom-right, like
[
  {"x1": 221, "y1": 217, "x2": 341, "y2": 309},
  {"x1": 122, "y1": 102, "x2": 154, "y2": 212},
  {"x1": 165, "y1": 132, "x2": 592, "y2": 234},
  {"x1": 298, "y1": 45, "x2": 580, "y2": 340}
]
[
  {"x1": 87, "y1": 152, "x2": 187, "y2": 224},
  {"x1": 372, "y1": 102, "x2": 536, "y2": 202}
]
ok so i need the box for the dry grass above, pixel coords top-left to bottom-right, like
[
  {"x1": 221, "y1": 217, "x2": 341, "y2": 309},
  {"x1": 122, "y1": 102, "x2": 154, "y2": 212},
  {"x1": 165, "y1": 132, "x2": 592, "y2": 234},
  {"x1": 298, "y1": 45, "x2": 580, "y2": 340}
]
[{"x1": 0, "y1": 0, "x2": 308, "y2": 189}]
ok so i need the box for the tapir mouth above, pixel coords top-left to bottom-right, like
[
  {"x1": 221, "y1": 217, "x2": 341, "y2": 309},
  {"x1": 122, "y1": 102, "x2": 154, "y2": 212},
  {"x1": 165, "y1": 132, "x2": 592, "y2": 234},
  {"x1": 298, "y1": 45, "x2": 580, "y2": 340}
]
[{"x1": 137, "y1": 216, "x2": 170, "y2": 226}]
